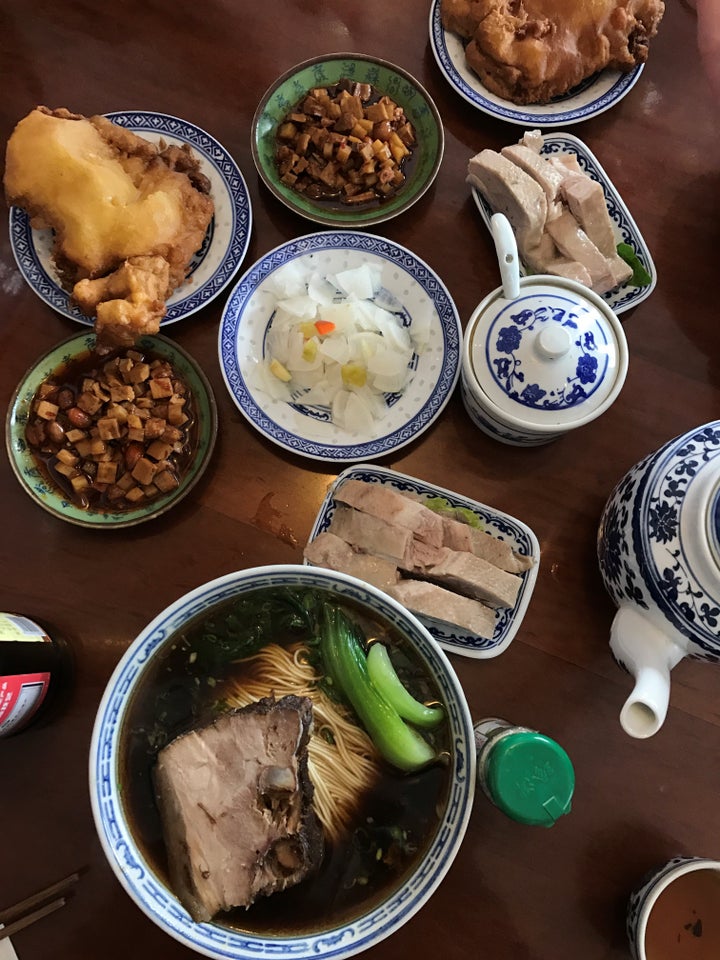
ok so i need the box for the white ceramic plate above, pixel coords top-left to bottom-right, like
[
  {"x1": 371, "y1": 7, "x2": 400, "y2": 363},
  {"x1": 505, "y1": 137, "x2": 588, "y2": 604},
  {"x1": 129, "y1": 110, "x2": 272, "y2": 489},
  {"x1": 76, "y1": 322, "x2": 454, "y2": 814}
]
[
  {"x1": 306, "y1": 464, "x2": 540, "y2": 658},
  {"x1": 218, "y1": 232, "x2": 462, "y2": 462},
  {"x1": 471, "y1": 131, "x2": 657, "y2": 314},
  {"x1": 8, "y1": 110, "x2": 252, "y2": 325},
  {"x1": 429, "y1": 0, "x2": 644, "y2": 127}
]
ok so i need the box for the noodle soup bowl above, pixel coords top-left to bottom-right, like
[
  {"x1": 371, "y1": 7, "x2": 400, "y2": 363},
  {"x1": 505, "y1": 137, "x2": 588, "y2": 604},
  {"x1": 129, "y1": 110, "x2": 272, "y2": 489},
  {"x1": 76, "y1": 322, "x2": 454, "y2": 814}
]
[{"x1": 90, "y1": 564, "x2": 476, "y2": 960}]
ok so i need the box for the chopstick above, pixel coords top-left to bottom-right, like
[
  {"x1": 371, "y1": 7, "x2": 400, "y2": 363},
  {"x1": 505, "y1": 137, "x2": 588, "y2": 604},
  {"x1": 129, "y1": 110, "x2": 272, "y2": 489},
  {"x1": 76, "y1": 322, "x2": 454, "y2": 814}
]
[{"x1": 0, "y1": 872, "x2": 79, "y2": 940}]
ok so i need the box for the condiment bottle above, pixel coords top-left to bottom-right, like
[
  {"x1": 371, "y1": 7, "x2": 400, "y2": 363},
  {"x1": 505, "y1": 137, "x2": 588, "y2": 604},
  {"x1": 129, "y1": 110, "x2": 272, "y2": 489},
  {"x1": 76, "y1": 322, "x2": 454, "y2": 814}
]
[
  {"x1": 474, "y1": 718, "x2": 575, "y2": 827},
  {"x1": 0, "y1": 613, "x2": 72, "y2": 738}
]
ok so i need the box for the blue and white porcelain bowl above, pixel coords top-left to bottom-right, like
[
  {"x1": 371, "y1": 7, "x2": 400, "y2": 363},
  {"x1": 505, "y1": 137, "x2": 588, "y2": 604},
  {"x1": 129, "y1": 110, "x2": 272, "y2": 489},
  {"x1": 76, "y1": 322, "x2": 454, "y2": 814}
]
[
  {"x1": 626, "y1": 856, "x2": 720, "y2": 960},
  {"x1": 597, "y1": 421, "x2": 720, "y2": 738},
  {"x1": 461, "y1": 276, "x2": 628, "y2": 446},
  {"x1": 90, "y1": 564, "x2": 476, "y2": 960}
]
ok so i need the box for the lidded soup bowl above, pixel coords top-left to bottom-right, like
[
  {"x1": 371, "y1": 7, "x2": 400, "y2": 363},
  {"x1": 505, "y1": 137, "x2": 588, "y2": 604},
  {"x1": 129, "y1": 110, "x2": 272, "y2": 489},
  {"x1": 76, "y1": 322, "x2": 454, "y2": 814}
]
[
  {"x1": 597, "y1": 421, "x2": 720, "y2": 738},
  {"x1": 89, "y1": 564, "x2": 476, "y2": 960},
  {"x1": 461, "y1": 275, "x2": 629, "y2": 446}
]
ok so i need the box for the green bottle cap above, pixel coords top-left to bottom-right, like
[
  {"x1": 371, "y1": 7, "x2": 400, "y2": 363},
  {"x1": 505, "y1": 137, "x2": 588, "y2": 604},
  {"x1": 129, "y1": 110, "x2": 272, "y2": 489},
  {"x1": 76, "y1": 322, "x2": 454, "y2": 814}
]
[{"x1": 484, "y1": 731, "x2": 575, "y2": 827}]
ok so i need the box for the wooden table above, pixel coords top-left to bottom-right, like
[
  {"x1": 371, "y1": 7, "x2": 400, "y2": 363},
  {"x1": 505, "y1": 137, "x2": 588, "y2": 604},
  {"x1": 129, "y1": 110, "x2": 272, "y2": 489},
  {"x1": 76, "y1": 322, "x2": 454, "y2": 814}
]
[{"x1": 1, "y1": 2, "x2": 719, "y2": 958}]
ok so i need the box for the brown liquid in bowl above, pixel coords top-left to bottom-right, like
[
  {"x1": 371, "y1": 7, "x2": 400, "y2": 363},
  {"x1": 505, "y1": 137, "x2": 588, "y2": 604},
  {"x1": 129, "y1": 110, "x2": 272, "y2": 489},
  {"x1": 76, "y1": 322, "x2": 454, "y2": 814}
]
[{"x1": 644, "y1": 868, "x2": 720, "y2": 959}]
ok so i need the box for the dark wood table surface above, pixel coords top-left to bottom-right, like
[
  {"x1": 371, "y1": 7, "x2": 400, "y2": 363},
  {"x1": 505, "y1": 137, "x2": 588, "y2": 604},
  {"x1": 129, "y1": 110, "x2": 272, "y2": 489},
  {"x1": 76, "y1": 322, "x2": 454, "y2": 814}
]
[{"x1": 2, "y1": 2, "x2": 719, "y2": 958}]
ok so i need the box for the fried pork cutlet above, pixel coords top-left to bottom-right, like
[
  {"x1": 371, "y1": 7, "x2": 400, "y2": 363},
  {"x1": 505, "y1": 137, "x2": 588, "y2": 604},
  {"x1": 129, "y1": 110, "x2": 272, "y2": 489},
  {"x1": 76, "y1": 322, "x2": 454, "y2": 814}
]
[
  {"x1": 3, "y1": 106, "x2": 214, "y2": 348},
  {"x1": 441, "y1": 0, "x2": 665, "y2": 105}
]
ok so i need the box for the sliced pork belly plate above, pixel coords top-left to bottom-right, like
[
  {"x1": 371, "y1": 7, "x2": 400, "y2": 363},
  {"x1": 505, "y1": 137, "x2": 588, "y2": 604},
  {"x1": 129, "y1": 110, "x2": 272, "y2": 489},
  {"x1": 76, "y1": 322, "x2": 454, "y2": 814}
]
[
  {"x1": 389, "y1": 579, "x2": 496, "y2": 639},
  {"x1": 154, "y1": 696, "x2": 322, "y2": 922}
]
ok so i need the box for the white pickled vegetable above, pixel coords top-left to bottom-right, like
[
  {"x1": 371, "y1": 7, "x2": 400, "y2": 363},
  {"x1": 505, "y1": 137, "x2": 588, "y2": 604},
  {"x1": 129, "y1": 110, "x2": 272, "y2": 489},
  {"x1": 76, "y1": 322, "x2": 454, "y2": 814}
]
[{"x1": 263, "y1": 261, "x2": 422, "y2": 434}]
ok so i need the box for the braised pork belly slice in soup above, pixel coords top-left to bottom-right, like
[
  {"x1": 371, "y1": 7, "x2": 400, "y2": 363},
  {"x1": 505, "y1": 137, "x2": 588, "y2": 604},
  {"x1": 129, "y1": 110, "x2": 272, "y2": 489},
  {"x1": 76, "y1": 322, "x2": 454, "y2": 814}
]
[{"x1": 120, "y1": 585, "x2": 451, "y2": 932}]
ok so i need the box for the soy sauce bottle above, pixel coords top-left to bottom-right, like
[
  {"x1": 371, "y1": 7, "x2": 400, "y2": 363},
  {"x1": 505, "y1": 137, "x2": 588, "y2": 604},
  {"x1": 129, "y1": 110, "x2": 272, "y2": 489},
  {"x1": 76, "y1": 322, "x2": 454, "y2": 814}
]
[
  {"x1": 0, "y1": 613, "x2": 73, "y2": 738},
  {"x1": 474, "y1": 718, "x2": 575, "y2": 827}
]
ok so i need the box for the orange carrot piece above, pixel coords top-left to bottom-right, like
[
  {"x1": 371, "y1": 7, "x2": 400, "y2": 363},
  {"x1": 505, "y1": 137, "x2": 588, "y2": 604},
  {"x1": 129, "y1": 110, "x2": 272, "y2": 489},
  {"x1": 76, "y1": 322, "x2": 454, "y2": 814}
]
[{"x1": 315, "y1": 320, "x2": 336, "y2": 335}]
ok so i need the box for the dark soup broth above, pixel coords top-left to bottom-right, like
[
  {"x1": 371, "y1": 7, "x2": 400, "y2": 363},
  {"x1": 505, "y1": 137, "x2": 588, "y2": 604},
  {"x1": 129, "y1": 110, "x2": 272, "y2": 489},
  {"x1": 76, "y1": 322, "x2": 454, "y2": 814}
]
[
  {"x1": 120, "y1": 585, "x2": 452, "y2": 934},
  {"x1": 645, "y1": 868, "x2": 720, "y2": 960}
]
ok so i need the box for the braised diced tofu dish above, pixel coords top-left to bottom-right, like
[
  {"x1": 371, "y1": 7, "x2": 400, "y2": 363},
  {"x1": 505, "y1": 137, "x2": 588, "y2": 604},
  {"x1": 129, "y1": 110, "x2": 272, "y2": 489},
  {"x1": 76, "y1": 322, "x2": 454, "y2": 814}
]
[
  {"x1": 24, "y1": 347, "x2": 195, "y2": 512},
  {"x1": 275, "y1": 78, "x2": 416, "y2": 206}
]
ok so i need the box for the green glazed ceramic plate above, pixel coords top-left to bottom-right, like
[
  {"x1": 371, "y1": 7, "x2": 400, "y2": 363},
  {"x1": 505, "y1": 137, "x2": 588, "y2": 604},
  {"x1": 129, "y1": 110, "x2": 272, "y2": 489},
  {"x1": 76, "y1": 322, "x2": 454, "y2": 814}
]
[
  {"x1": 251, "y1": 53, "x2": 444, "y2": 227},
  {"x1": 6, "y1": 333, "x2": 217, "y2": 528}
]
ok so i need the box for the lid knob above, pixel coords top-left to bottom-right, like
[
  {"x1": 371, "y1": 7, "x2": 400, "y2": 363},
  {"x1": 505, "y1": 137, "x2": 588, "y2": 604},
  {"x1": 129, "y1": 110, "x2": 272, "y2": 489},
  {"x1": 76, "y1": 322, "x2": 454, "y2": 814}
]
[{"x1": 536, "y1": 325, "x2": 571, "y2": 360}]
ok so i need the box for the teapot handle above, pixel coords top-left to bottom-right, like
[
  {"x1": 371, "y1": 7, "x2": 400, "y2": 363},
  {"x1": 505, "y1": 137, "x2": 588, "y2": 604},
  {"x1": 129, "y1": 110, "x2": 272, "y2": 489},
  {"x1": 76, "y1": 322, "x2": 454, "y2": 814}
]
[{"x1": 610, "y1": 604, "x2": 687, "y2": 739}]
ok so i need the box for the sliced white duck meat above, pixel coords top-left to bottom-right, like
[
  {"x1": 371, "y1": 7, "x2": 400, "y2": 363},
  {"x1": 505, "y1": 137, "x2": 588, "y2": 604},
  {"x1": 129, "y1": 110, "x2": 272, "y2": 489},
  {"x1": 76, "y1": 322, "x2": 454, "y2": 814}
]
[
  {"x1": 440, "y1": 517, "x2": 535, "y2": 573},
  {"x1": 545, "y1": 210, "x2": 617, "y2": 293},
  {"x1": 333, "y1": 479, "x2": 444, "y2": 547},
  {"x1": 467, "y1": 149, "x2": 547, "y2": 254},
  {"x1": 389, "y1": 579, "x2": 496, "y2": 639},
  {"x1": 546, "y1": 153, "x2": 584, "y2": 178},
  {"x1": 328, "y1": 504, "x2": 412, "y2": 565},
  {"x1": 519, "y1": 129, "x2": 544, "y2": 153},
  {"x1": 500, "y1": 144, "x2": 566, "y2": 208},
  {"x1": 561, "y1": 173, "x2": 618, "y2": 258},
  {"x1": 544, "y1": 258, "x2": 594, "y2": 287},
  {"x1": 154, "y1": 696, "x2": 322, "y2": 922},
  {"x1": 303, "y1": 531, "x2": 400, "y2": 591}
]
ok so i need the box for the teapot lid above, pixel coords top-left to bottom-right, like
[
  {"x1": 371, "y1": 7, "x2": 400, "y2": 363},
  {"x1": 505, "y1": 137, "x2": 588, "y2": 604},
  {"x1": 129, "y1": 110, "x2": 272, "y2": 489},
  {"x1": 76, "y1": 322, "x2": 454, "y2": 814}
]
[{"x1": 468, "y1": 279, "x2": 628, "y2": 430}]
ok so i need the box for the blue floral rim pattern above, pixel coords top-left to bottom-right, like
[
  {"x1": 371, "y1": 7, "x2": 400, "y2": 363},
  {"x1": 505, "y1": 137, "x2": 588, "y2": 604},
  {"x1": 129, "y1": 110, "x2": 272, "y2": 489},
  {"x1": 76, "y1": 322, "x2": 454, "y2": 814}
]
[
  {"x1": 218, "y1": 232, "x2": 462, "y2": 462},
  {"x1": 9, "y1": 110, "x2": 252, "y2": 326},
  {"x1": 306, "y1": 464, "x2": 540, "y2": 657},
  {"x1": 429, "y1": 0, "x2": 643, "y2": 126},
  {"x1": 89, "y1": 565, "x2": 476, "y2": 960}
]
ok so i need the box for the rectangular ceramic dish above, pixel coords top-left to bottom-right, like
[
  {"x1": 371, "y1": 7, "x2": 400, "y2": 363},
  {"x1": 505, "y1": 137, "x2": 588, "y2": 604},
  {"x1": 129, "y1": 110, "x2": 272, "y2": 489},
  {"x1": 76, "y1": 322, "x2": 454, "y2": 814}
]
[
  {"x1": 471, "y1": 131, "x2": 657, "y2": 315},
  {"x1": 306, "y1": 463, "x2": 540, "y2": 659}
]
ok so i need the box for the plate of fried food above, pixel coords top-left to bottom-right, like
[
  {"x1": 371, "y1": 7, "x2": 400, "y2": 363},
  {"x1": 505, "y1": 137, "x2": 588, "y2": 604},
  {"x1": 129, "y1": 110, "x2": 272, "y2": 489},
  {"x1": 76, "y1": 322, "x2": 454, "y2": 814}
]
[
  {"x1": 6, "y1": 331, "x2": 218, "y2": 528},
  {"x1": 429, "y1": 0, "x2": 665, "y2": 126},
  {"x1": 304, "y1": 463, "x2": 540, "y2": 658},
  {"x1": 218, "y1": 231, "x2": 461, "y2": 462},
  {"x1": 6, "y1": 108, "x2": 252, "y2": 348},
  {"x1": 468, "y1": 129, "x2": 657, "y2": 314},
  {"x1": 251, "y1": 53, "x2": 444, "y2": 227}
]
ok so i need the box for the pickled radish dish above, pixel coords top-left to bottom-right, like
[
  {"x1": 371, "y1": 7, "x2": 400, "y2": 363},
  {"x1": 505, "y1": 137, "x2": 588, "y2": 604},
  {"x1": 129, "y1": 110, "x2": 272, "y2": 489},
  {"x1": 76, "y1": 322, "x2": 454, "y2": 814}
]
[
  {"x1": 276, "y1": 78, "x2": 416, "y2": 207},
  {"x1": 24, "y1": 345, "x2": 197, "y2": 512},
  {"x1": 251, "y1": 260, "x2": 430, "y2": 434}
]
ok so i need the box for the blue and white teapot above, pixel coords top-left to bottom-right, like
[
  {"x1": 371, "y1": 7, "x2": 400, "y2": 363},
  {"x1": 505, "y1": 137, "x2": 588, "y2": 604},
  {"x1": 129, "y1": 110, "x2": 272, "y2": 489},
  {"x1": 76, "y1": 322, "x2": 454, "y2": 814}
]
[{"x1": 597, "y1": 421, "x2": 720, "y2": 738}]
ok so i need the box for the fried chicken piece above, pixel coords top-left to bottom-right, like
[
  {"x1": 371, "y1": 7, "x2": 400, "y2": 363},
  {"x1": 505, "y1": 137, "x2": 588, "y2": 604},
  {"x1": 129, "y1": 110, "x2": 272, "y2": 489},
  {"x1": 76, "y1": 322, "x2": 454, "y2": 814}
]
[
  {"x1": 73, "y1": 256, "x2": 170, "y2": 348},
  {"x1": 3, "y1": 106, "x2": 214, "y2": 347},
  {"x1": 441, "y1": 0, "x2": 665, "y2": 105}
]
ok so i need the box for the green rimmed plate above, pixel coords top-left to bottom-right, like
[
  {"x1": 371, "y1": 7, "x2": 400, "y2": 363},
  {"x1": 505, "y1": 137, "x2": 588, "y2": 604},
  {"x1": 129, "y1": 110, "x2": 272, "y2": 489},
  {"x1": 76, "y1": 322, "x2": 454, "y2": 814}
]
[
  {"x1": 6, "y1": 333, "x2": 217, "y2": 528},
  {"x1": 251, "y1": 53, "x2": 444, "y2": 228}
]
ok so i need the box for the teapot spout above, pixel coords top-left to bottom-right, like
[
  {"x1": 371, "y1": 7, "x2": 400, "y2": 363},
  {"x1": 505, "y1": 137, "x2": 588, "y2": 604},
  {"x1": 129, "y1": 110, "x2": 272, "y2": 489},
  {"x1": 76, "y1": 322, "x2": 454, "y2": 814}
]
[{"x1": 609, "y1": 605, "x2": 687, "y2": 739}]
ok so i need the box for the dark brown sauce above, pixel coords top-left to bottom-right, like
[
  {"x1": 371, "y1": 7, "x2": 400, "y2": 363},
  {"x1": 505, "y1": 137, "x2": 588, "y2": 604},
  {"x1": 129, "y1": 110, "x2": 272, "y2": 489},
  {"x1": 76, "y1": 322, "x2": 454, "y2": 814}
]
[
  {"x1": 25, "y1": 346, "x2": 197, "y2": 513},
  {"x1": 644, "y1": 868, "x2": 720, "y2": 959},
  {"x1": 120, "y1": 585, "x2": 451, "y2": 934},
  {"x1": 276, "y1": 77, "x2": 418, "y2": 211}
]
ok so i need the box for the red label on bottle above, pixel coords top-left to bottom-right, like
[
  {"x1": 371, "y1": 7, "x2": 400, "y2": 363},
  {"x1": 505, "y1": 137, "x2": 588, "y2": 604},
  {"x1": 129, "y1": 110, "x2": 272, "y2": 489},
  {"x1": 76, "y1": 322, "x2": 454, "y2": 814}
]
[{"x1": 0, "y1": 673, "x2": 50, "y2": 736}]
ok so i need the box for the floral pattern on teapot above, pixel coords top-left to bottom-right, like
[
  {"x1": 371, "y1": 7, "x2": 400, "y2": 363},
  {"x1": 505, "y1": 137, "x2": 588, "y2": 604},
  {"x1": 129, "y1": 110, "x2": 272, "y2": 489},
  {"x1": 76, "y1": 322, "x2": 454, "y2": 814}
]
[{"x1": 598, "y1": 423, "x2": 720, "y2": 662}]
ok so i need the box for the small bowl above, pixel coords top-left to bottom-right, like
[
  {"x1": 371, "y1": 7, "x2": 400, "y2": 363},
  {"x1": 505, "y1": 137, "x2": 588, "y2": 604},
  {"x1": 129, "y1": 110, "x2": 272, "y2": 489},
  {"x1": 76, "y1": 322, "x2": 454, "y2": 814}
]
[
  {"x1": 251, "y1": 53, "x2": 444, "y2": 228},
  {"x1": 461, "y1": 275, "x2": 629, "y2": 446},
  {"x1": 90, "y1": 564, "x2": 476, "y2": 960},
  {"x1": 6, "y1": 332, "x2": 217, "y2": 528}
]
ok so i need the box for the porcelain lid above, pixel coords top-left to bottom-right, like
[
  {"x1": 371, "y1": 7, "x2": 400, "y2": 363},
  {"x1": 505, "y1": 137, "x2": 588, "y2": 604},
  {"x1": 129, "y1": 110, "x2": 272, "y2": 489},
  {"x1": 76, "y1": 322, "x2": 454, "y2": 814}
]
[{"x1": 468, "y1": 279, "x2": 627, "y2": 429}]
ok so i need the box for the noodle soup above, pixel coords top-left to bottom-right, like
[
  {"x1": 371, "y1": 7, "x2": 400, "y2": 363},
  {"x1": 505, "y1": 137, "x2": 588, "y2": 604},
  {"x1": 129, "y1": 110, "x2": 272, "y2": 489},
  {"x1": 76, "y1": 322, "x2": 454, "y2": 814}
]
[{"x1": 120, "y1": 583, "x2": 452, "y2": 934}]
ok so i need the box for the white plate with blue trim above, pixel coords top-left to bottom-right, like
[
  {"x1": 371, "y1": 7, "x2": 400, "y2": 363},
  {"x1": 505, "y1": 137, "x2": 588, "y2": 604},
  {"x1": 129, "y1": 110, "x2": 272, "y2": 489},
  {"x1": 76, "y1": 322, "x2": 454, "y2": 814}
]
[
  {"x1": 471, "y1": 131, "x2": 657, "y2": 315},
  {"x1": 8, "y1": 110, "x2": 252, "y2": 325},
  {"x1": 218, "y1": 232, "x2": 462, "y2": 463},
  {"x1": 307, "y1": 464, "x2": 540, "y2": 658},
  {"x1": 429, "y1": 0, "x2": 644, "y2": 127}
]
